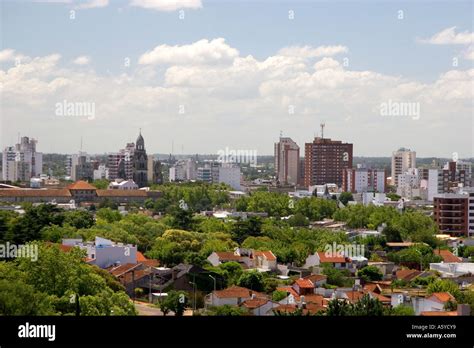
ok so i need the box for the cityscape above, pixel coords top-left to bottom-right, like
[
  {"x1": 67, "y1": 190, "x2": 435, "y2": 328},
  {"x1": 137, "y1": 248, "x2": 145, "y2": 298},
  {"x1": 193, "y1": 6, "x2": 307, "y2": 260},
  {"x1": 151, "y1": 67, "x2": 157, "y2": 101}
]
[{"x1": 0, "y1": 0, "x2": 473, "y2": 346}]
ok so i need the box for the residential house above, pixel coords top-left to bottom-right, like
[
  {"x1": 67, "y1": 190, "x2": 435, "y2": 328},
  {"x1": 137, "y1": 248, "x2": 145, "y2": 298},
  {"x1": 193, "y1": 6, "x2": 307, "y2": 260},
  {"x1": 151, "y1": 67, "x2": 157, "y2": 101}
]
[
  {"x1": 304, "y1": 251, "x2": 350, "y2": 270},
  {"x1": 433, "y1": 249, "x2": 462, "y2": 263},
  {"x1": 205, "y1": 286, "x2": 267, "y2": 307}
]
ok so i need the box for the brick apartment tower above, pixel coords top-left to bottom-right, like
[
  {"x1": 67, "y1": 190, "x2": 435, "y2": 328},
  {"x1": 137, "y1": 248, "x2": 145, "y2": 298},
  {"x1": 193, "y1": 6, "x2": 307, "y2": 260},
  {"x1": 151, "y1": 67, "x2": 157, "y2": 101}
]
[
  {"x1": 433, "y1": 194, "x2": 469, "y2": 237},
  {"x1": 304, "y1": 129, "x2": 353, "y2": 188}
]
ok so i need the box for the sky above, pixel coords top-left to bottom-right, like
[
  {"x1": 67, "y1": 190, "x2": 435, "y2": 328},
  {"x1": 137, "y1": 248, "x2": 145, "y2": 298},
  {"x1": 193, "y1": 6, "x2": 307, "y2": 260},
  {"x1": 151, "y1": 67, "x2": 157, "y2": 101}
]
[{"x1": 0, "y1": 0, "x2": 473, "y2": 158}]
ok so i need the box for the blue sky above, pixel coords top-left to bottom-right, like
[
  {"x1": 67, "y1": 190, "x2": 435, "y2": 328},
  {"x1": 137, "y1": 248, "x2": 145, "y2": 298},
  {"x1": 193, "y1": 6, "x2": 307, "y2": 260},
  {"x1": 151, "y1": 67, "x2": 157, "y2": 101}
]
[{"x1": 1, "y1": 0, "x2": 473, "y2": 157}]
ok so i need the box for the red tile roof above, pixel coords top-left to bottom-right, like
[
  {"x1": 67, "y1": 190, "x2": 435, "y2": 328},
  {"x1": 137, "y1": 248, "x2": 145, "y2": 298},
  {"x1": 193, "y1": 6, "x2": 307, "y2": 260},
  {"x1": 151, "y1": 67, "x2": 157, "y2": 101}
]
[
  {"x1": 240, "y1": 298, "x2": 270, "y2": 309},
  {"x1": 428, "y1": 292, "x2": 455, "y2": 304},
  {"x1": 303, "y1": 274, "x2": 327, "y2": 283},
  {"x1": 96, "y1": 190, "x2": 147, "y2": 197},
  {"x1": 68, "y1": 181, "x2": 97, "y2": 190},
  {"x1": 0, "y1": 189, "x2": 71, "y2": 197},
  {"x1": 214, "y1": 251, "x2": 243, "y2": 261},
  {"x1": 434, "y1": 249, "x2": 462, "y2": 263},
  {"x1": 317, "y1": 251, "x2": 348, "y2": 263},
  {"x1": 253, "y1": 250, "x2": 276, "y2": 261},
  {"x1": 214, "y1": 286, "x2": 266, "y2": 299},
  {"x1": 295, "y1": 278, "x2": 314, "y2": 289},
  {"x1": 137, "y1": 252, "x2": 147, "y2": 262}
]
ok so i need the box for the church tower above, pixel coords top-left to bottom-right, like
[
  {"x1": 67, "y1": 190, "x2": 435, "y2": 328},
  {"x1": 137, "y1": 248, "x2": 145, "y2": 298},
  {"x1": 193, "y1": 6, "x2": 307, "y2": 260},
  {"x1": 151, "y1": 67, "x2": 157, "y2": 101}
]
[{"x1": 133, "y1": 130, "x2": 148, "y2": 187}]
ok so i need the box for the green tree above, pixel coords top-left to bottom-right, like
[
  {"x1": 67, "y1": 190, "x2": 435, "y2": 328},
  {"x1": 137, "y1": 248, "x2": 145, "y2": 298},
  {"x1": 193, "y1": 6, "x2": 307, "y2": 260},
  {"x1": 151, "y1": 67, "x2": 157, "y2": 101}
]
[
  {"x1": 339, "y1": 192, "x2": 354, "y2": 206},
  {"x1": 159, "y1": 290, "x2": 188, "y2": 316},
  {"x1": 237, "y1": 270, "x2": 265, "y2": 292},
  {"x1": 357, "y1": 265, "x2": 383, "y2": 282},
  {"x1": 272, "y1": 290, "x2": 287, "y2": 302},
  {"x1": 390, "y1": 305, "x2": 415, "y2": 316},
  {"x1": 63, "y1": 210, "x2": 95, "y2": 229},
  {"x1": 207, "y1": 304, "x2": 248, "y2": 316}
]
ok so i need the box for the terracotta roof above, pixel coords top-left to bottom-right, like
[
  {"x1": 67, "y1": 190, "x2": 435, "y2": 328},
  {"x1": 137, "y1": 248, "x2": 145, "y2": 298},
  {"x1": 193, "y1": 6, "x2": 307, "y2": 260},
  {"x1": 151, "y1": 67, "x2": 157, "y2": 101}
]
[
  {"x1": 96, "y1": 190, "x2": 147, "y2": 197},
  {"x1": 428, "y1": 292, "x2": 455, "y2": 304},
  {"x1": 303, "y1": 274, "x2": 327, "y2": 283},
  {"x1": 302, "y1": 294, "x2": 325, "y2": 306},
  {"x1": 396, "y1": 269, "x2": 421, "y2": 281},
  {"x1": 213, "y1": 251, "x2": 243, "y2": 261},
  {"x1": 253, "y1": 250, "x2": 276, "y2": 261},
  {"x1": 294, "y1": 278, "x2": 314, "y2": 289},
  {"x1": 68, "y1": 181, "x2": 97, "y2": 190},
  {"x1": 368, "y1": 291, "x2": 391, "y2": 303},
  {"x1": 344, "y1": 291, "x2": 365, "y2": 303},
  {"x1": 0, "y1": 189, "x2": 72, "y2": 197},
  {"x1": 434, "y1": 249, "x2": 462, "y2": 263},
  {"x1": 141, "y1": 259, "x2": 159, "y2": 267},
  {"x1": 214, "y1": 286, "x2": 266, "y2": 299},
  {"x1": 108, "y1": 263, "x2": 141, "y2": 277},
  {"x1": 317, "y1": 251, "x2": 348, "y2": 263},
  {"x1": 240, "y1": 298, "x2": 270, "y2": 309},
  {"x1": 137, "y1": 252, "x2": 148, "y2": 262},
  {"x1": 420, "y1": 311, "x2": 458, "y2": 316},
  {"x1": 272, "y1": 304, "x2": 325, "y2": 315}
]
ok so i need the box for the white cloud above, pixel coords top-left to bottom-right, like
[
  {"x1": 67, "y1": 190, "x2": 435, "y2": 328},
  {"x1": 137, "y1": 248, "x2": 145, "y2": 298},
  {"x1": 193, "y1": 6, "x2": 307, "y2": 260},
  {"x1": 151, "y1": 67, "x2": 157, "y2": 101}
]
[
  {"x1": 129, "y1": 0, "x2": 202, "y2": 12},
  {"x1": 314, "y1": 57, "x2": 341, "y2": 70},
  {"x1": 420, "y1": 26, "x2": 473, "y2": 45},
  {"x1": 73, "y1": 56, "x2": 91, "y2": 65},
  {"x1": 75, "y1": 0, "x2": 109, "y2": 9},
  {"x1": 0, "y1": 49, "x2": 29, "y2": 63},
  {"x1": 138, "y1": 38, "x2": 239, "y2": 65},
  {"x1": 1, "y1": 42, "x2": 472, "y2": 156},
  {"x1": 278, "y1": 45, "x2": 348, "y2": 58}
]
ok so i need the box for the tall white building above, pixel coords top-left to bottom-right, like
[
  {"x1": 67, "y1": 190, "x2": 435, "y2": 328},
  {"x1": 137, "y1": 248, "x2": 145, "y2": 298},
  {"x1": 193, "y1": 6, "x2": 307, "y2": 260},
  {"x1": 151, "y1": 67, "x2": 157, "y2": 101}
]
[
  {"x1": 93, "y1": 164, "x2": 109, "y2": 180},
  {"x1": 391, "y1": 148, "x2": 416, "y2": 186},
  {"x1": 2, "y1": 137, "x2": 43, "y2": 182},
  {"x1": 396, "y1": 168, "x2": 421, "y2": 199},
  {"x1": 343, "y1": 168, "x2": 386, "y2": 193}
]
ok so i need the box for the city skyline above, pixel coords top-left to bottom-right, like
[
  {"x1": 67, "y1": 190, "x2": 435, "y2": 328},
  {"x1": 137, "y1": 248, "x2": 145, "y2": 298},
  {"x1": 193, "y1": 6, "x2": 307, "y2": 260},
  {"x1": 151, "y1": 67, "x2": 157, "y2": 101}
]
[{"x1": 1, "y1": 0, "x2": 473, "y2": 157}]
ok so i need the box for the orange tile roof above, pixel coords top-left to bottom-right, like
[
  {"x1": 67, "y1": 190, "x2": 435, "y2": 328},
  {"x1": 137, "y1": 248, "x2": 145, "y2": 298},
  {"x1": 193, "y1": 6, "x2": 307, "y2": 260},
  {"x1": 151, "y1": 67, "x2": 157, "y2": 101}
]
[
  {"x1": 214, "y1": 286, "x2": 266, "y2": 299},
  {"x1": 68, "y1": 181, "x2": 97, "y2": 190},
  {"x1": 96, "y1": 190, "x2": 147, "y2": 197},
  {"x1": 137, "y1": 252, "x2": 147, "y2": 262},
  {"x1": 344, "y1": 291, "x2": 365, "y2": 303},
  {"x1": 420, "y1": 311, "x2": 458, "y2": 316},
  {"x1": 214, "y1": 251, "x2": 243, "y2": 261},
  {"x1": 428, "y1": 292, "x2": 455, "y2": 303},
  {"x1": 253, "y1": 250, "x2": 276, "y2": 261},
  {"x1": 240, "y1": 298, "x2": 270, "y2": 309},
  {"x1": 0, "y1": 189, "x2": 72, "y2": 197},
  {"x1": 303, "y1": 274, "x2": 327, "y2": 283},
  {"x1": 317, "y1": 251, "x2": 348, "y2": 263},
  {"x1": 302, "y1": 294, "x2": 325, "y2": 306},
  {"x1": 295, "y1": 278, "x2": 314, "y2": 289},
  {"x1": 434, "y1": 249, "x2": 462, "y2": 263}
]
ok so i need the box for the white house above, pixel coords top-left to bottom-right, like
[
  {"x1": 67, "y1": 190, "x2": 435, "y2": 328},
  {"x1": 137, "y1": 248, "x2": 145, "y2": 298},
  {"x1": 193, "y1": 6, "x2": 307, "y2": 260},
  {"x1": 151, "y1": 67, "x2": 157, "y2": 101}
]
[
  {"x1": 205, "y1": 286, "x2": 266, "y2": 307},
  {"x1": 304, "y1": 251, "x2": 350, "y2": 270},
  {"x1": 108, "y1": 179, "x2": 138, "y2": 190}
]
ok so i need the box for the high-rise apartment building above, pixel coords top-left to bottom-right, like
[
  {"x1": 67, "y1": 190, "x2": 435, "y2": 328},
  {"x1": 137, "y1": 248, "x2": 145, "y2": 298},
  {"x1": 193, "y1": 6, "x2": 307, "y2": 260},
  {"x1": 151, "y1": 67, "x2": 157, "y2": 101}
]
[
  {"x1": 304, "y1": 136, "x2": 353, "y2": 188},
  {"x1": 274, "y1": 137, "x2": 300, "y2": 186},
  {"x1": 433, "y1": 193, "x2": 469, "y2": 237},
  {"x1": 391, "y1": 148, "x2": 416, "y2": 186},
  {"x1": 2, "y1": 137, "x2": 43, "y2": 182},
  {"x1": 342, "y1": 168, "x2": 386, "y2": 193},
  {"x1": 427, "y1": 161, "x2": 472, "y2": 201}
]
